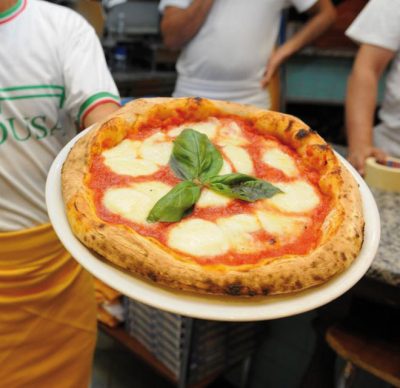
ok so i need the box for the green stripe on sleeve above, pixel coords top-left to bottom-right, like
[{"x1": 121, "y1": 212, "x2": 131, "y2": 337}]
[{"x1": 77, "y1": 92, "x2": 120, "y2": 124}]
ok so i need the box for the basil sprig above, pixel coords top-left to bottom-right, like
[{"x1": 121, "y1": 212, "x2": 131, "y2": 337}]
[
  {"x1": 207, "y1": 173, "x2": 282, "y2": 202},
  {"x1": 147, "y1": 128, "x2": 282, "y2": 223},
  {"x1": 147, "y1": 181, "x2": 201, "y2": 223},
  {"x1": 169, "y1": 128, "x2": 223, "y2": 181}
]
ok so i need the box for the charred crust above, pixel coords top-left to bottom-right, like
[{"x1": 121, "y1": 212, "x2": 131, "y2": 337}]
[
  {"x1": 98, "y1": 223, "x2": 105, "y2": 229},
  {"x1": 193, "y1": 97, "x2": 203, "y2": 105},
  {"x1": 313, "y1": 275, "x2": 323, "y2": 282},
  {"x1": 295, "y1": 129, "x2": 310, "y2": 139},
  {"x1": 248, "y1": 290, "x2": 257, "y2": 297},
  {"x1": 295, "y1": 281, "x2": 303, "y2": 289},
  {"x1": 226, "y1": 283, "x2": 243, "y2": 296},
  {"x1": 317, "y1": 144, "x2": 329, "y2": 150},
  {"x1": 284, "y1": 120, "x2": 294, "y2": 132},
  {"x1": 340, "y1": 252, "x2": 347, "y2": 261},
  {"x1": 262, "y1": 287, "x2": 270, "y2": 296},
  {"x1": 147, "y1": 271, "x2": 158, "y2": 282}
]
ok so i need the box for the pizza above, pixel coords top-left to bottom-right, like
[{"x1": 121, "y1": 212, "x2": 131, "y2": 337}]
[{"x1": 62, "y1": 97, "x2": 364, "y2": 296}]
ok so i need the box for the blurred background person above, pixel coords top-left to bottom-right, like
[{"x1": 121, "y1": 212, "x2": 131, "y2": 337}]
[
  {"x1": 0, "y1": 0, "x2": 120, "y2": 386},
  {"x1": 345, "y1": 0, "x2": 400, "y2": 175},
  {"x1": 159, "y1": 0, "x2": 336, "y2": 109}
]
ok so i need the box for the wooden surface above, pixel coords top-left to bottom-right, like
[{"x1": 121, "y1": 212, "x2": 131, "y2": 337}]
[{"x1": 326, "y1": 324, "x2": 400, "y2": 387}]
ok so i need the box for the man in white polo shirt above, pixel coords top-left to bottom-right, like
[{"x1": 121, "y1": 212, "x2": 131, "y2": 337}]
[
  {"x1": 346, "y1": 0, "x2": 400, "y2": 175},
  {"x1": 159, "y1": 0, "x2": 336, "y2": 109},
  {"x1": 0, "y1": 0, "x2": 120, "y2": 386}
]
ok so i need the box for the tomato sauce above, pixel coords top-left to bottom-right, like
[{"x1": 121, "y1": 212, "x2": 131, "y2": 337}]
[{"x1": 88, "y1": 112, "x2": 333, "y2": 267}]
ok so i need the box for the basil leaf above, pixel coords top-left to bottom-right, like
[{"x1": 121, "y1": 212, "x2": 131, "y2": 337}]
[
  {"x1": 169, "y1": 128, "x2": 223, "y2": 181},
  {"x1": 147, "y1": 181, "x2": 201, "y2": 223},
  {"x1": 208, "y1": 173, "x2": 283, "y2": 202}
]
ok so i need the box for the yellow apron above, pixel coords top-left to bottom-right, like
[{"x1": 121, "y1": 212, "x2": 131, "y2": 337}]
[{"x1": 0, "y1": 223, "x2": 97, "y2": 388}]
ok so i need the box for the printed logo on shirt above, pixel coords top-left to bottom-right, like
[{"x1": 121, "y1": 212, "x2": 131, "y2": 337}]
[
  {"x1": 0, "y1": 85, "x2": 66, "y2": 145},
  {"x1": 0, "y1": 85, "x2": 65, "y2": 109},
  {"x1": 0, "y1": 115, "x2": 64, "y2": 145}
]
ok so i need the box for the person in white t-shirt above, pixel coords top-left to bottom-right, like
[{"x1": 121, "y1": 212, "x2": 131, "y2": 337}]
[
  {"x1": 0, "y1": 0, "x2": 120, "y2": 386},
  {"x1": 158, "y1": 0, "x2": 336, "y2": 108},
  {"x1": 345, "y1": 0, "x2": 400, "y2": 175}
]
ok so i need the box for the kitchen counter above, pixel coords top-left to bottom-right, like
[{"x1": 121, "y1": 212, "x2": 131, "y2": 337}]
[
  {"x1": 333, "y1": 144, "x2": 400, "y2": 288},
  {"x1": 367, "y1": 188, "x2": 400, "y2": 287}
]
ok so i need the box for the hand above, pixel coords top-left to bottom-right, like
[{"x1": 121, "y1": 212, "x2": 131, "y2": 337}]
[
  {"x1": 347, "y1": 146, "x2": 387, "y2": 176},
  {"x1": 261, "y1": 48, "x2": 287, "y2": 88}
]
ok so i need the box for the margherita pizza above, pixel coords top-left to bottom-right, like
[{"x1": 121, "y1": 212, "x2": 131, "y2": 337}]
[{"x1": 62, "y1": 97, "x2": 364, "y2": 296}]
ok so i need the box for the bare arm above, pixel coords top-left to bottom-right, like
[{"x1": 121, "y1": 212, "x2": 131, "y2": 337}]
[
  {"x1": 82, "y1": 102, "x2": 120, "y2": 129},
  {"x1": 346, "y1": 44, "x2": 394, "y2": 175},
  {"x1": 262, "y1": 0, "x2": 336, "y2": 87},
  {"x1": 160, "y1": 0, "x2": 214, "y2": 50}
]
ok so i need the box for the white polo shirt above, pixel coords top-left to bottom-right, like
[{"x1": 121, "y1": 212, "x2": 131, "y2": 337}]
[
  {"x1": 0, "y1": 0, "x2": 120, "y2": 231},
  {"x1": 346, "y1": 0, "x2": 400, "y2": 157},
  {"x1": 159, "y1": 0, "x2": 316, "y2": 108}
]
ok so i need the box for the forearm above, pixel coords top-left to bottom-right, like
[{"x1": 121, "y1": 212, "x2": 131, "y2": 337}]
[
  {"x1": 82, "y1": 102, "x2": 120, "y2": 129},
  {"x1": 161, "y1": 0, "x2": 214, "y2": 50},
  {"x1": 279, "y1": 2, "x2": 336, "y2": 60},
  {"x1": 345, "y1": 68, "x2": 378, "y2": 152}
]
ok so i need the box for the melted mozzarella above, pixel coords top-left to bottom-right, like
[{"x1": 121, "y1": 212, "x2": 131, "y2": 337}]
[
  {"x1": 167, "y1": 119, "x2": 218, "y2": 139},
  {"x1": 262, "y1": 148, "x2": 298, "y2": 177},
  {"x1": 103, "y1": 182, "x2": 171, "y2": 224},
  {"x1": 103, "y1": 139, "x2": 158, "y2": 177},
  {"x1": 217, "y1": 214, "x2": 262, "y2": 253},
  {"x1": 168, "y1": 219, "x2": 229, "y2": 257},
  {"x1": 257, "y1": 211, "x2": 309, "y2": 242},
  {"x1": 219, "y1": 159, "x2": 233, "y2": 174},
  {"x1": 140, "y1": 132, "x2": 173, "y2": 166},
  {"x1": 266, "y1": 181, "x2": 320, "y2": 213},
  {"x1": 197, "y1": 188, "x2": 232, "y2": 208},
  {"x1": 222, "y1": 145, "x2": 254, "y2": 174},
  {"x1": 216, "y1": 121, "x2": 248, "y2": 146}
]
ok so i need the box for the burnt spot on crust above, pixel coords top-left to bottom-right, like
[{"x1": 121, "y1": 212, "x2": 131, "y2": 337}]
[
  {"x1": 316, "y1": 144, "x2": 329, "y2": 151},
  {"x1": 313, "y1": 275, "x2": 323, "y2": 282},
  {"x1": 248, "y1": 290, "x2": 257, "y2": 297},
  {"x1": 295, "y1": 129, "x2": 310, "y2": 139},
  {"x1": 340, "y1": 252, "x2": 347, "y2": 262},
  {"x1": 284, "y1": 120, "x2": 294, "y2": 132},
  {"x1": 147, "y1": 271, "x2": 158, "y2": 282},
  {"x1": 193, "y1": 97, "x2": 203, "y2": 105},
  {"x1": 91, "y1": 235, "x2": 96, "y2": 241},
  {"x1": 226, "y1": 283, "x2": 243, "y2": 296},
  {"x1": 262, "y1": 287, "x2": 270, "y2": 296},
  {"x1": 98, "y1": 223, "x2": 106, "y2": 229},
  {"x1": 295, "y1": 280, "x2": 303, "y2": 289}
]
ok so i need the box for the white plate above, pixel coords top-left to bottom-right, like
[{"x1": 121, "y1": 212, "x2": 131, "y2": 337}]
[{"x1": 46, "y1": 127, "x2": 380, "y2": 321}]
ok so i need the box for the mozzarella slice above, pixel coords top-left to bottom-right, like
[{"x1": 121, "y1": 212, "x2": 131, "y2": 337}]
[
  {"x1": 168, "y1": 219, "x2": 229, "y2": 257},
  {"x1": 262, "y1": 148, "x2": 298, "y2": 177},
  {"x1": 167, "y1": 119, "x2": 218, "y2": 139},
  {"x1": 219, "y1": 159, "x2": 233, "y2": 175},
  {"x1": 103, "y1": 139, "x2": 159, "y2": 177},
  {"x1": 216, "y1": 121, "x2": 248, "y2": 146},
  {"x1": 140, "y1": 133, "x2": 173, "y2": 166},
  {"x1": 257, "y1": 211, "x2": 309, "y2": 242},
  {"x1": 222, "y1": 145, "x2": 254, "y2": 174},
  {"x1": 197, "y1": 188, "x2": 232, "y2": 208},
  {"x1": 103, "y1": 182, "x2": 171, "y2": 224},
  {"x1": 217, "y1": 214, "x2": 262, "y2": 253},
  {"x1": 265, "y1": 181, "x2": 320, "y2": 213}
]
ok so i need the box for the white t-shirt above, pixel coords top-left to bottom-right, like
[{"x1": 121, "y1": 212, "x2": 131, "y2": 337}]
[
  {"x1": 0, "y1": 0, "x2": 120, "y2": 231},
  {"x1": 346, "y1": 0, "x2": 400, "y2": 157},
  {"x1": 159, "y1": 0, "x2": 316, "y2": 108}
]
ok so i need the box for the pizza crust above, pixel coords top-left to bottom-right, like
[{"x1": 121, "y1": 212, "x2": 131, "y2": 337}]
[{"x1": 62, "y1": 97, "x2": 364, "y2": 296}]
